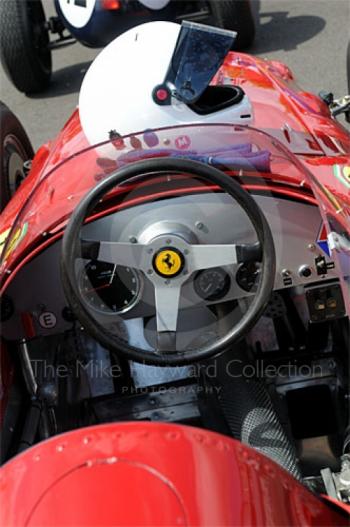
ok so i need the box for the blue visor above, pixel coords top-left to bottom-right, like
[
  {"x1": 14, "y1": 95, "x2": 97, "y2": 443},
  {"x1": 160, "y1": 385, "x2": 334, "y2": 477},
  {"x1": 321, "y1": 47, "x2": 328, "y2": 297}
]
[{"x1": 164, "y1": 21, "x2": 236, "y2": 104}]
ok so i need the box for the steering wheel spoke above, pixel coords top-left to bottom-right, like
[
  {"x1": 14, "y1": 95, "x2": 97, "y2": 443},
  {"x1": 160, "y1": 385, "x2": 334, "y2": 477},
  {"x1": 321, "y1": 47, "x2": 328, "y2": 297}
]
[
  {"x1": 154, "y1": 282, "x2": 182, "y2": 334},
  {"x1": 156, "y1": 331, "x2": 177, "y2": 353},
  {"x1": 189, "y1": 243, "x2": 238, "y2": 271},
  {"x1": 189, "y1": 242, "x2": 262, "y2": 272},
  {"x1": 81, "y1": 239, "x2": 146, "y2": 269},
  {"x1": 236, "y1": 242, "x2": 262, "y2": 263}
]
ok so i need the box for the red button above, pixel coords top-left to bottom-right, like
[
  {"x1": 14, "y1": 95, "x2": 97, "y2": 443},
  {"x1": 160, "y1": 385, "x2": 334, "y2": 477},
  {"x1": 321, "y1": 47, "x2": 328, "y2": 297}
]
[{"x1": 156, "y1": 89, "x2": 168, "y2": 101}]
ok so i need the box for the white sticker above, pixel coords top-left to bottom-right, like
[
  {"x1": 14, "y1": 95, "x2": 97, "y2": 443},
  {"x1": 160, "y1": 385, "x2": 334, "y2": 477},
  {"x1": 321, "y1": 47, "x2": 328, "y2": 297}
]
[
  {"x1": 58, "y1": 0, "x2": 96, "y2": 29},
  {"x1": 39, "y1": 312, "x2": 57, "y2": 329}
]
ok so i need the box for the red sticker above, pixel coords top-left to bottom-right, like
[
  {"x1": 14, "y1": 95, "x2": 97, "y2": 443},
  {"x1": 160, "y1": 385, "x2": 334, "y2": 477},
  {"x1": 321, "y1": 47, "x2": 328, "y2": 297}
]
[
  {"x1": 175, "y1": 135, "x2": 191, "y2": 150},
  {"x1": 112, "y1": 137, "x2": 125, "y2": 150}
]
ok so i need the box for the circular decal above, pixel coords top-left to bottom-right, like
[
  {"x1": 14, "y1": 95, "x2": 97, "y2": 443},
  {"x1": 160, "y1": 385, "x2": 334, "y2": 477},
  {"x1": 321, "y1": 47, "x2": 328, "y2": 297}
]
[
  {"x1": 58, "y1": 0, "x2": 96, "y2": 29},
  {"x1": 130, "y1": 136, "x2": 142, "y2": 149},
  {"x1": 153, "y1": 248, "x2": 184, "y2": 278},
  {"x1": 39, "y1": 312, "x2": 57, "y2": 329},
  {"x1": 143, "y1": 130, "x2": 159, "y2": 147},
  {"x1": 175, "y1": 135, "x2": 191, "y2": 150}
]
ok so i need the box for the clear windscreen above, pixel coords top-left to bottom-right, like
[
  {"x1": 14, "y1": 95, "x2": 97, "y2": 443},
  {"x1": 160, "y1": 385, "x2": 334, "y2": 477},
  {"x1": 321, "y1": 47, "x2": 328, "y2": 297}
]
[
  {"x1": 0, "y1": 124, "x2": 313, "y2": 270},
  {"x1": 0, "y1": 124, "x2": 349, "y2": 354}
]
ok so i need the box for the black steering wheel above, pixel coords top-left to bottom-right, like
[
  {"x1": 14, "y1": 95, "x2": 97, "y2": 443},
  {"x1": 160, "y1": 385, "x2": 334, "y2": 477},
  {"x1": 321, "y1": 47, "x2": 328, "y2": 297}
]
[{"x1": 61, "y1": 158, "x2": 275, "y2": 365}]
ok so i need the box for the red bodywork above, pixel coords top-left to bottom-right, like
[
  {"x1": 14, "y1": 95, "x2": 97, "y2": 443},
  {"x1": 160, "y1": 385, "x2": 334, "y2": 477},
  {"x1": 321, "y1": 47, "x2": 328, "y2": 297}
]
[
  {"x1": 0, "y1": 52, "x2": 349, "y2": 525},
  {"x1": 0, "y1": 422, "x2": 348, "y2": 527}
]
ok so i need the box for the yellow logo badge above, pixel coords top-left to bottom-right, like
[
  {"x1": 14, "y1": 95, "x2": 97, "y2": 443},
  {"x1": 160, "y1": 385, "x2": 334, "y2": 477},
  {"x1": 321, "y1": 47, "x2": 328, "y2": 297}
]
[{"x1": 153, "y1": 248, "x2": 184, "y2": 277}]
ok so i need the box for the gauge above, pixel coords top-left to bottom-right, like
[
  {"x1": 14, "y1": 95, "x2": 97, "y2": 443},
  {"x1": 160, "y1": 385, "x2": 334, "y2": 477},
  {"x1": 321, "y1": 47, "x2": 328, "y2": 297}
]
[
  {"x1": 236, "y1": 262, "x2": 260, "y2": 292},
  {"x1": 80, "y1": 261, "x2": 141, "y2": 314},
  {"x1": 194, "y1": 267, "x2": 231, "y2": 302}
]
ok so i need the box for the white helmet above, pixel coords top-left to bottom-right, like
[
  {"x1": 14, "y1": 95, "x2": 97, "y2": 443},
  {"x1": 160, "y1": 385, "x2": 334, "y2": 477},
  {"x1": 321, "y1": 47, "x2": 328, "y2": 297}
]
[{"x1": 79, "y1": 21, "x2": 252, "y2": 145}]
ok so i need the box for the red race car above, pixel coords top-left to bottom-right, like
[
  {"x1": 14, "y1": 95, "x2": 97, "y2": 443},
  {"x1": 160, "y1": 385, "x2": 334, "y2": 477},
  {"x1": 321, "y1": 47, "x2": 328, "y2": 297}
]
[{"x1": 0, "y1": 21, "x2": 350, "y2": 526}]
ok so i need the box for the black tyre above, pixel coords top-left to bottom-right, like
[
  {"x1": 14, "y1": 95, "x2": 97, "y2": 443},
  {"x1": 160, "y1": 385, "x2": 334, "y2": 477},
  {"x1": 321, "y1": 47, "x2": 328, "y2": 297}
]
[
  {"x1": 0, "y1": 0, "x2": 52, "y2": 94},
  {"x1": 211, "y1": 0, "x2": 255, "y2": 50},
  {"x1": 0, "y1": 102, "x2": 34, "y2": 211}
]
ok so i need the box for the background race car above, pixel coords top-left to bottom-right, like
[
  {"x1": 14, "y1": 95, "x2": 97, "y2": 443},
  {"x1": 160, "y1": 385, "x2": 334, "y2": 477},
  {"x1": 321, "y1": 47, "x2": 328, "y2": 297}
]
[{"x1": 0, "y1": 0, "x2": 255, "y2": 94}]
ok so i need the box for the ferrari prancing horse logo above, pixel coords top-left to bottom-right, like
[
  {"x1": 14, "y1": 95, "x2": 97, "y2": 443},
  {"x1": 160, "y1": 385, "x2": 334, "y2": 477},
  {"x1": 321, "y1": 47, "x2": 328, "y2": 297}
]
[{"x1": 153, "y1": 248, "x2": 184, "y2": 278}]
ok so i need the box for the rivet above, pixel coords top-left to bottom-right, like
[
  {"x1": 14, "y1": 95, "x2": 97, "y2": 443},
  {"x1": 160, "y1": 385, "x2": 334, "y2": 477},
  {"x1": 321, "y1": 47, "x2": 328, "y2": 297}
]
[
  {"x1": 282, "y1": 479, "x2": 291, "y2": 490},
  {"x1": 166, "y1": 431, "x2": 180, "y2": 440},
  {"x1": 106, "y1": 456, "x2": 117, "y2": 464},
  {"x1": 264, "y1": 463, "x2": 276, "y2": 477}
]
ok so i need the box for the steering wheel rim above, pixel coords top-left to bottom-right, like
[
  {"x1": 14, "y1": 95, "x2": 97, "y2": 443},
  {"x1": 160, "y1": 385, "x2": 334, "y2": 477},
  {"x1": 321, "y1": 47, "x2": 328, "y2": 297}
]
[{"x1": 61, "y1": 157, "x2": 275, "y2": 365}]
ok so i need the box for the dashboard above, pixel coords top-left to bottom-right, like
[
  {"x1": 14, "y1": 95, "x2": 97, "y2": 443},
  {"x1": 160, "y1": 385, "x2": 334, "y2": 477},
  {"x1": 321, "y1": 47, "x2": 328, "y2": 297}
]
[{"x1": 1, "y1": 193, "x2": 339, "y2": 341}]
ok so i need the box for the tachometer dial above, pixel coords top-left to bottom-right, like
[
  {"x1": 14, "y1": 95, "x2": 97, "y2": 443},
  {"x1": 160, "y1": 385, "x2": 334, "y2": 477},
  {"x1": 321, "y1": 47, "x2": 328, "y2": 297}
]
[
  {"x1": 80, "y1": 261, "x2": 141, "y2": 314},
  {"x1": 194, "y1": 267, "x2": 231, "y2": 302}
]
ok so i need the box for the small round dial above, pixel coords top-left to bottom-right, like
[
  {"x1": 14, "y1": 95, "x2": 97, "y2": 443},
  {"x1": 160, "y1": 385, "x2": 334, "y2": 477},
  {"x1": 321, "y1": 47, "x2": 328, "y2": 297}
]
[
  {"x1": 80, "y1": 261, "x2": 141, "y2": 314},
  {"x1": 194, "y1": 268, "x2": 231, "y2": 302},
  {"x1": 236, "y1": 262, "x2": 260, "y2": 292}
]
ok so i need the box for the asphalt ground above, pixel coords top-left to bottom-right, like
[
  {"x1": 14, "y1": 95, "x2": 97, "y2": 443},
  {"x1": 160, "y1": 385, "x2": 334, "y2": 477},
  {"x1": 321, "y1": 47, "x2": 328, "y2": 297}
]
[{"x1": 0, "y1": 0, "x2": 349, "y2": 150}]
